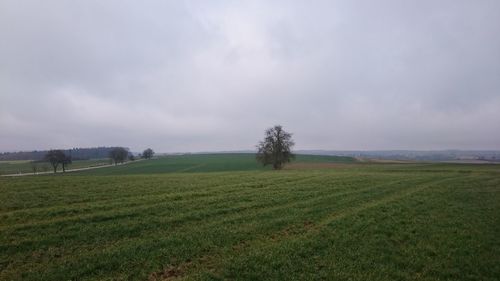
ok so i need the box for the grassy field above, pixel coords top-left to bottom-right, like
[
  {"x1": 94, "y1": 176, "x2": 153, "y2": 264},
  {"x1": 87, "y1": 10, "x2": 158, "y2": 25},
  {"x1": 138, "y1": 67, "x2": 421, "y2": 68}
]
[
  {"x1": 75, "y1": 154, "x2": 356, "y2": 175},
  {"x1": 0, "y1": 159, "x2": 111, "y2": 175},
  {"x1": 0, "y1": 156, "x2": 499, "y2": 280},
  {"x1": 0, "y1": 154, "x2": 354, "y2": 176}
]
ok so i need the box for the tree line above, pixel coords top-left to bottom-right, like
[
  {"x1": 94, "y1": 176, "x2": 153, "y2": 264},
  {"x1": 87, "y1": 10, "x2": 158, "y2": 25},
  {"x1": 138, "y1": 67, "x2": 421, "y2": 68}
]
[
  {"x1": 41, "y1": 147, "x2": 155, "y2": 173},
  {"x1": 0, "y1": 147, "x2": 131, "y2": 161},
  {"x1": 25, "y1": 124, "x2": 294, "y2": 174}
]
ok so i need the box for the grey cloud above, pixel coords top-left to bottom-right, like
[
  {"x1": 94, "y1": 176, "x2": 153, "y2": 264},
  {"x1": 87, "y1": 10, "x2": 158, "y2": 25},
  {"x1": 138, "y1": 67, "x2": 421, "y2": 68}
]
[{"x1": 1, "y1": 0, "x2": 499, "y2": 152}]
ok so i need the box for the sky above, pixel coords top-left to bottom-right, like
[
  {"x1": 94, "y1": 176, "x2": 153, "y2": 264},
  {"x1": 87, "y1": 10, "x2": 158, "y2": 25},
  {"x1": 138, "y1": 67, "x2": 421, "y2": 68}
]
[{"x1": 1, "y1": 0, "x2": 499, "y2": 153}]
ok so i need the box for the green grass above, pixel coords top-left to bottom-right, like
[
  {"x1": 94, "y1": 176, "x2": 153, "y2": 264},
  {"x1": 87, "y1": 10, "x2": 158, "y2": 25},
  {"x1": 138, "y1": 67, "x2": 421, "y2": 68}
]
[
  {"x1": 76, "y1": 153, "x2": 356, "y2": 175},
  {"x1": 0, "y1": 159, "x2": 111, "y2": 175},
  {"x1": 0, "y1": 158, "x2": 499, "y2": 280},
  {"x1": 0, "y1": 160, "x2": 32, "y2": 164}
]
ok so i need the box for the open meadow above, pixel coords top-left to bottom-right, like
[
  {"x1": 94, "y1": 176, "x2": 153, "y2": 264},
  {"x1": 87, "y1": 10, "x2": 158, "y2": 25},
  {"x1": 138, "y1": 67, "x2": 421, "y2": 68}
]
[
  {"x1": 0, "y1": 159, "x2": 111, "y2": 175},
  {"x1": 0, "y1": 155, "x2": 499, "y2": 280}
]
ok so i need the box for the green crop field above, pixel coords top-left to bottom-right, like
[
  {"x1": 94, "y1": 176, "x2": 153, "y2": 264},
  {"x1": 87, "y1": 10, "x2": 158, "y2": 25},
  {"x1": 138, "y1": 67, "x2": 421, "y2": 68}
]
[
  {"x1": 0, "y1": 155, "x2": 499, "y2": 280},
  {"x1": 75, "y1": 153, "x2": 356, "y2": 176},
  {"x1": 0, "y1": 159, "x2": 111, "y2": 175}
]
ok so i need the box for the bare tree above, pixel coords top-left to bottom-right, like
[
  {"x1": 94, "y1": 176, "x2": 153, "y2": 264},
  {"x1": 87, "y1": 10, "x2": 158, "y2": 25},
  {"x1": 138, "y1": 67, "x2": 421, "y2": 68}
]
[
  {"x1": 109, "y1": 147, "x2": 129, "y2": 165},
  {"x1": 142, "y1": 148, "x2": 154, "y2": 159},
  {"x1": 30, "y1": 161, "x2": 38, "y2": 174},
  {"x1": 256, "y1": 125, "x2": 295, "y2": 170},
  {"x1": 61, "y1": 154, "x2": 72, "y2": 172},
  {"x1": 44, "y1": 150, "x2": 66, "y2": 173}
]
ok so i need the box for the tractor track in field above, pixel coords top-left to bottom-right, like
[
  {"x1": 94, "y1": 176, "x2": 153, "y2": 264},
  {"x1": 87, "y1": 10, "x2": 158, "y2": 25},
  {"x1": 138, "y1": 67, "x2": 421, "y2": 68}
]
[{"x1": 149, "y1": 174, "x2": 468, "y2": 280}]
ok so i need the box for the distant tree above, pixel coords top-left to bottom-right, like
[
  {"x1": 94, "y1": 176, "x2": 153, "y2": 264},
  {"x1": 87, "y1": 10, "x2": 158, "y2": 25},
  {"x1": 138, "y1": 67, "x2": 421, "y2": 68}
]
[
  {"x1": 44, "y1": 150, "x2": 66, "y2": 173},
  {"x1": 142, "y1": 148, "x2": 154, "y2": 159},
  {"x1": 61, "y1": 154, "x2": 72, "y2": 172},
  {"x1": 30, "y1": 161, "x2": 38, "y2": 174},
  {"x1": 129, "y1": 154, "x2": 136, "y2": 161},
  {"x1": 109, "y1": 147, "x2": 128, "y2": 165},
  {"x1": 256, "y1": 125, "x2": 295, "y2": 170}
]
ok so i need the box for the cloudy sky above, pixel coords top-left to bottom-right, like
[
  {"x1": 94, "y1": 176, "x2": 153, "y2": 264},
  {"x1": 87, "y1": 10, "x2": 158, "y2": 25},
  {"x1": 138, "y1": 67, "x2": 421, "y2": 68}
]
[{"x1": 1, "y1": 0, "x2": 499, "y2": 152}]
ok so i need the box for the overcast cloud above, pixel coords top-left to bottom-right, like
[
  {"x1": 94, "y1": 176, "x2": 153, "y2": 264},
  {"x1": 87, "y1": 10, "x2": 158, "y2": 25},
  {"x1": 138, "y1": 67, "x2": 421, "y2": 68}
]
[{"x1": 1, "y1": 0, "x2": 499, "y2": 152}]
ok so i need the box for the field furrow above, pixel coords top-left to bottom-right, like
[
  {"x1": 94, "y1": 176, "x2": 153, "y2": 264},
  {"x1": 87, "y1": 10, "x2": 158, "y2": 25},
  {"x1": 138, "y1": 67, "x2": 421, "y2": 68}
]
[{"x1": 1, "y1": 164, "x2": 499, "y2": 281}]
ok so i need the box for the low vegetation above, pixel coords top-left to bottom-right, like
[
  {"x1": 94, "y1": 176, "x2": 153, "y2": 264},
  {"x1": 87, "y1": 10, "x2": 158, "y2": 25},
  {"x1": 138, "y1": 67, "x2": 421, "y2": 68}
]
[
  {"x1": 0, "y1": 159, "x2": 111, "y2": 175},
  {"x1": 0, "y1": 156, "x2": 498, "y2": 280},
  {"x1": 74, "y1": 154, "x2": 355, "y2": 176}
]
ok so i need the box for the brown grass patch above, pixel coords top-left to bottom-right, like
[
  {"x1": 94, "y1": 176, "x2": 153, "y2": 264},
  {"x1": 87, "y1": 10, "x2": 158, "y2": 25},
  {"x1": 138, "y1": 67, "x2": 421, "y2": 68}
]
[{"x1": 149, "y1": 259, "x2": 192, "y2": 281}]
